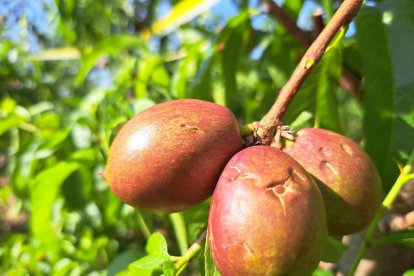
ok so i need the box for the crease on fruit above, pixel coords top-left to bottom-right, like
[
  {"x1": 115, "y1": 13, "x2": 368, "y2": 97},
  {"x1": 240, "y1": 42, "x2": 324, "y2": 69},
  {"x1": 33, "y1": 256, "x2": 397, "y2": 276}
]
[
  {"x1": 226, "y1": 242, "x2": 258, "y2": 267},
  {"x1": 229, "y1": 164, "x2": 241, "y2": 173},
  {"x1": 265, "y1": 169, "x2": 295, "y2": 216},
  {"x1": 273, "y1": 191, "x2": 287, "y2": 216},
  {"x1": 238, "y1": 173, "x2": 257, "y2": 180},
  {"x1": 290, "y1": 167, "x2": 306, "y2": 183},
  {"x1": 319, "y1": 160, "x2": 339, "y2": 176}
]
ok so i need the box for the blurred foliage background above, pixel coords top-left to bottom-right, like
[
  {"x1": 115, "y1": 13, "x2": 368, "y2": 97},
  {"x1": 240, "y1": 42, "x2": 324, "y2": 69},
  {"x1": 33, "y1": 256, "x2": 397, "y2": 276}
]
[{"x1": 0, "y1": 0, "x2": 413, "y2": 275}]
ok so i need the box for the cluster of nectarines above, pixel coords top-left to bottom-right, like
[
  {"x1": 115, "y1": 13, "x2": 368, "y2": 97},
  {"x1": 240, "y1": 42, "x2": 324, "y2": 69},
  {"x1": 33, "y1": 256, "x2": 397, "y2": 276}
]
[{"x1": 105, "y1": 99, "x2": 382, "y2": 275}]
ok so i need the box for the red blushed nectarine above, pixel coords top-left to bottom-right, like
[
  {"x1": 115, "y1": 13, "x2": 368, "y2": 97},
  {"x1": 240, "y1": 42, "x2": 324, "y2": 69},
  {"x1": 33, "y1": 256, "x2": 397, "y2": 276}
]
[
  {"x1": 283, "y1": 128, "x2": 382, "y2": 235},
  {"x1": 208, "y1": 146, "x2": 327, "y2": 276},
  {"x1": 105, "y1": 99, "x2": 242, "y2": 213}
]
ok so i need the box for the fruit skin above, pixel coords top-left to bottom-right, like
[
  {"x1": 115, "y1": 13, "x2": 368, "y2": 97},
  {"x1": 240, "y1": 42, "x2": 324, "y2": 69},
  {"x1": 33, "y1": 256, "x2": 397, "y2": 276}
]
[
  {"x1": 208, "y1": 146, "x2": 327, "y2": 276},
  {"x1": 283, "y1": 128, "x2": 382, "y2": 235},
  {"x1": 105, "y1": 99, "x2": 242, "y2": 213}
]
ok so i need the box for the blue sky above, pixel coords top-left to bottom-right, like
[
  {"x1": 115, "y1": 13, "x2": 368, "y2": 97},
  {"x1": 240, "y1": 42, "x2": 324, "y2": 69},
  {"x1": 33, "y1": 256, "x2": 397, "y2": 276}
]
[{"x1": 0, "y1": 0, "x2": 355, "y2": 52}]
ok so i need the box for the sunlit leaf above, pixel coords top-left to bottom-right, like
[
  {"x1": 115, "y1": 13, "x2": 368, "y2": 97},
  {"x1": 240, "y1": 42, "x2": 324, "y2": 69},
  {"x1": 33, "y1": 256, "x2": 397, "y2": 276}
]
[
  {"x1": 403, "y1": 269, "x2": 414, "y2": 276},
  {"x1": 146, "y1": 232, "x2": 169, "y2": 256},
  {"x1": 204, "y1": 235, "x2": 221, "y2": 276},
  {"x1": 356, "y1": 4, "x2": 413, "y2": 189},
  {"x1": 312, "y1": 268, "x2": 335, "y2": 276},
  {"x1": 142, "y1": 0, "x2": 221, "y2": 39},
  {"x1": 379, "y1": 0, "x2": 414, "y2": 163},
  {"x1": 31, "y1": 162, "x2": 79, "y2": 248},
  {"x1": 129, "y1": 255, "x2": 165, "y2": 271},
  {"x1": 0, "y1": 114, "x2": 24, "y2": 136},
  {"x1": 163, "y1": 260, "x2": 176, "y2": 276},
  {"x1": 30, "y1": 47, "x2": 80, "y2": 61}
]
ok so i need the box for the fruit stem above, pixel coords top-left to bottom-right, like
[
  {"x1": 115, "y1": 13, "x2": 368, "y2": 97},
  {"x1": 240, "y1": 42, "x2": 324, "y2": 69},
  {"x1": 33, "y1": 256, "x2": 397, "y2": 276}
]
[
  {"x1": 239, "y1": 123, "x2": 254, "y2": 137},
  {"x1": 256, "y1": 0, "x2": 363, "y2": 145},
  {"x1": 137, "y1": 211, "x2": 151, "y2": 239},
  {"x1": 347, "y1": 150, "x2": 414, "y2": 275},
  {"x1": 169, "y1": 213, "x2": 188, "y2": 255},
  {"x1": 174, "y1": 230, "x2": 207, "y2": 275}
]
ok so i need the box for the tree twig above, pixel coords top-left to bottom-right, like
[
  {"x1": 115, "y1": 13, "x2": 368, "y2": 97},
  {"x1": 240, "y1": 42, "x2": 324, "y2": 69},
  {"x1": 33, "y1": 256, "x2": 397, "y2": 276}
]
[
  {"x1": 255, "y1": 0, "x2": 364, "y2": 145},
  {"x1": 174, "y1": 230, "x2": 207, "y2": 275},
  {"x1": 262, "y1": 0, "x2": 362, "y2": 103}
]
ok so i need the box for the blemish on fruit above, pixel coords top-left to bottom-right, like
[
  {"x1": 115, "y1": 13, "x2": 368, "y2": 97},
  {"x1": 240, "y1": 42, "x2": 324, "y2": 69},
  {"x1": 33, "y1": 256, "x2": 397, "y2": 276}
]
[
  {"x1": 226, "y1": 242, "x2": 256, "y2": 263},
  {"x1": 180, "y1": 123, "x2": 199, "y2": 132},
  {"x1": 318, "y1": 147, "x2": 329, "y2": 157},
  {"x1": 340, "y1": 143, "x2": 353, "y2": 155}
]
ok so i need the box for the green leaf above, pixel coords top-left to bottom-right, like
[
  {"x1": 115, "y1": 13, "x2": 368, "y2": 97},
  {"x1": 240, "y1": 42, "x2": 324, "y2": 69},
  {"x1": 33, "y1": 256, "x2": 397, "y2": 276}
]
[
  {"x1": 131, "y1": 255, "x2": 166, "y2": 269},
  {"x1": 30, "y1": 162, "x2": 79, "y2": 248},
  {"x1": 320, "y1": 236, "x2": 348, "y2": 263},
  {"x1": 76, "y1": 35, "x2": 146, "y2": 84},
  {"x1": 219, "y1": 10, "x2": 253, "y2": 109},
  {"x1": 356, "y1": 7, "x2": 398, "y2": 189},
  {"x1": 312, "y1": 268, "x2": 335, "y2": 276},
  {"x1": 146, "y1": 232, "x2": 169, "y2": 256},
  {"x1": 283, "y1": 0, "x2": 305, "y2": 20},
  {"x1": 403, "y1": 269, "x2": 414, "y2": 276},
  {"x1": 34, "y1": 128, "x2": 72, "y2": 159},
  {"x1": 379, "y1": 0, "x2": 414, "y2": 163},
  {"x1": 162, "y1": 260, "x2": 175, "y2": 276},
  {"x1": 134, "y1": 56, "x2": 163, "y2": 99},
  {"x1": 372, "y1": 228, "x2": 414, "y2": 247},
  {"x1": 190, "y1": 49, "x2": 215, "y2": 102},
  {"x1": 0, "y1": 114, "x2": 24, "y2": 136},
  {"x1": 314, "y1": 47, "x2": 343, "y2": 134},
  {"x1": 128, "y1": 255, "x2": 165, "y2": 276},
  {"x1": 183, "y1": 199, "x2": 210, "y2": 242},
  {"x1": 357, "y1": 1, "x2": 414, "y2": 189},
  {"x1": 204, "y1": 234, "x2": 221, "y2": 276},
  {"x1": 107, "y1": 250, "x2": 143, "y2": 276}
]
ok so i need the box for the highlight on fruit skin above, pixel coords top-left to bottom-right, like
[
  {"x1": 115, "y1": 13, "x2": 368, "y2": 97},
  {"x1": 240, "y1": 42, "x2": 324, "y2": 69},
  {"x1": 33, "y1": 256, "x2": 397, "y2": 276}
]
[
  {"x1": 283, "y1": 128, "x2": 382, "y2": 236},
  {"x1": 208, "y1": 146, "x2": 327, "y2": 276},
  {"x1": 105, "y1": 99, "x2": 243, "y2": 213}
]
